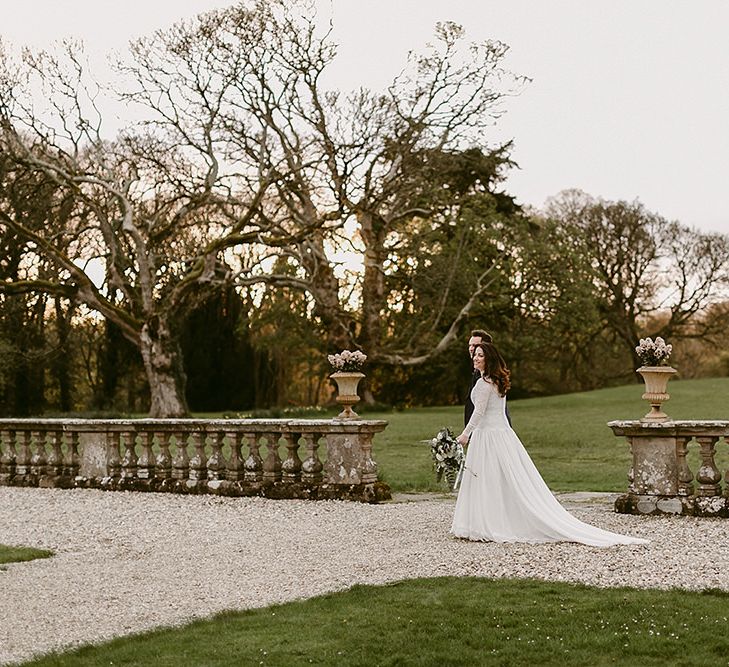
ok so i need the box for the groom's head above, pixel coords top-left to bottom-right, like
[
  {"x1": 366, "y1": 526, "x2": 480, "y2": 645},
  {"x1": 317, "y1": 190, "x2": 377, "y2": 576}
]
[{"x1": 468, "y1": 329, "x2": 493, "y2": 356}]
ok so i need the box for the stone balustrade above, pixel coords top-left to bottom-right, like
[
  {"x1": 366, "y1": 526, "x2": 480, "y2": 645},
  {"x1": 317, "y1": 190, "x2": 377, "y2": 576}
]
[
  {"x1": 608, "y1": 420, "x2": 729, "y2": 517},
  {"x1": 0, "y1": 418, "x2": 390, "y2": 503}
]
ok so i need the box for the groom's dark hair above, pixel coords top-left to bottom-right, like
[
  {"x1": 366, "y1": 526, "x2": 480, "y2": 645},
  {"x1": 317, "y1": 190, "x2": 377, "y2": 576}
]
[{"x1": 471, "y1": 329, "x2": 493, "y2": 344}]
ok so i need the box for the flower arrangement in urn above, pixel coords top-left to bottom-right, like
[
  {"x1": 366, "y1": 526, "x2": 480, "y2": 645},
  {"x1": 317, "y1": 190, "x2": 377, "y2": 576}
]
[
  {"x1": 327, "y1": 349, "x2": 367, "y2": 372},
  {"x1": 328, "y1": 349, "x2": 367, "y2": 419},
  {"x1": 635, "y1": 337, "x2": 673, "y2": 367},
  {"x1": 634, "y1": 337, "x2": 676, "y2": 422}
]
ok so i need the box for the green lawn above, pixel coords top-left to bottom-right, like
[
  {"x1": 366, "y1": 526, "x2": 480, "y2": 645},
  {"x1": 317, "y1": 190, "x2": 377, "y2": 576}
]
[
  {"x1": 0, "y1": 544, "x2": 53, "y2": 565},
  {"x1": 20, "y1": 577, "x2": 729, "y2": 667},
  {"x1": 368, "y1": 376, "x2": 729, "y2": 493}
]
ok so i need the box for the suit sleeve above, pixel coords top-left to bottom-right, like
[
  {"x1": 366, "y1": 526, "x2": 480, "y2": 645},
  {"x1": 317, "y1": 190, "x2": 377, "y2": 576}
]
[
  {"x1": 464, "y1": 395, "x2": 474, "y2": 427},
  {"x1": 460, "y1": 380, "x2": 491, "y2": 438}
]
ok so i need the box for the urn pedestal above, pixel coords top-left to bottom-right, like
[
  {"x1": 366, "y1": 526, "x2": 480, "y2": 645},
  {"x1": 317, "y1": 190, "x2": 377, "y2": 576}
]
[
  {"x1": 330, "y1": 371, "x2": 365, "y2": 419},
  {"x1": 637, "y1": 366, "x2": 677, "y2": 422}
]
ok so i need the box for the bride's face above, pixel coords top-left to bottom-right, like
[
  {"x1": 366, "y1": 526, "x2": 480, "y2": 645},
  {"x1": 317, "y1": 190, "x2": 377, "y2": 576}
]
[{"x1": 472, "y1": 347, "x2": 486, "y2": 373}]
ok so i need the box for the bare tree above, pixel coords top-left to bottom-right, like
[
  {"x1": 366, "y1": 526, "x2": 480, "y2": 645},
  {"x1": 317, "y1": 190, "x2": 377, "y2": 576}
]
[
  {"x1": 657, "y1": 222, "x2": 729, "y2": 341},
  {"x1": 0, "y1": 6, "x2": 330, "y2": 416},
  {"x1": 221, "y1": 12, "x2": 526, "y2": 365},
  {"x1": 545, "y1": 189, "x2": 729, "y2": 368},
  {"x1": 1, "y1": 2, "x2": 526, "y2": 413},
  {"x1": 0, "y1": 142, "x2": 80, "y2": 414}
]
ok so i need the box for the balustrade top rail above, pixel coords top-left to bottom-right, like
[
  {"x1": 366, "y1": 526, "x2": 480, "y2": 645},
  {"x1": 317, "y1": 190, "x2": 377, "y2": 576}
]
[
  {"x1": 0, "y1": 417, "x2": 390, "y2": 428},
  {"x1": 0, "y1": 418, "x2": 388, "y2": 433},
  {"x1": 608, "y1": 420, "x2": 729, "y2": 437}
]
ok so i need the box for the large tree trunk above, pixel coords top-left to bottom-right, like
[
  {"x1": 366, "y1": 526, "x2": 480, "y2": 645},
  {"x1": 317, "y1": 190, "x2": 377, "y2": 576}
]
[
  {"x1": 358, "y1": 212, "x2": 387, "y2": 357},
  {"x1": 358, "y1": 212, "x2": 388, "y2": 405},
  {"x1": 53, "y1": 297, "x2": 73, "y2": 412},
  {"x1": 97, "y1": 321, "x2": 121, "y2": 410},
  {"x1": 14, "y1": 295, "x2": 47, "y2": 416},
  {"x1": 304, "y1": 232, "x2": 353, "y2": 351},
  {"x1": 139, "y1": 317, "x2": 189, "y2": 418}
]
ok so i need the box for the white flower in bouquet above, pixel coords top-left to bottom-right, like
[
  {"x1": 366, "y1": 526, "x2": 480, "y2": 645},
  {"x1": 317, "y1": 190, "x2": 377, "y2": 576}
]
[
  {"x1": 429, "y1": 427, "x2": 465, "y2": 490},
  {"x1": 635, "y1": 337, "x2": 673, "y2": 367},
  {"x1": 328, "y1": 349, "x2": 367, "y2": 372}
]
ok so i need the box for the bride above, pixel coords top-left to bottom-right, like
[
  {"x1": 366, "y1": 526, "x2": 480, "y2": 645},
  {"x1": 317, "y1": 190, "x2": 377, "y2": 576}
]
[{"x1": 451, "y1": 341, "x2": 648, "y2": 547}]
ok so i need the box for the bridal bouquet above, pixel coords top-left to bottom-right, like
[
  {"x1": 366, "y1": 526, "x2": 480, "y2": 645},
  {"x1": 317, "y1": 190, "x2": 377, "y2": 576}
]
[
  {"x1": 430, "y1": 427, "x2": 465, "y2": 491},
  {"x1": 635, "y1": 337, "x2": 672, "y2": 367}
]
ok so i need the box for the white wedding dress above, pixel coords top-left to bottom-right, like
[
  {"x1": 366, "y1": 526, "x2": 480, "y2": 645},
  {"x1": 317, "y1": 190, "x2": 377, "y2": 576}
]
[{"x1": 450, "y1": 379, "x2": 648, "y2": 547}]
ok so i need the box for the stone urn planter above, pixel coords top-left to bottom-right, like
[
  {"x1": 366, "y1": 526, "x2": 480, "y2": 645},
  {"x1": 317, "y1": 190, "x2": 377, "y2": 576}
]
[
  {"x1": 330, "y1": 371, "x2": 365, "y2": 419},
  {"x1": 637, "y1": 366, "x2": 677, "y2": 422}
]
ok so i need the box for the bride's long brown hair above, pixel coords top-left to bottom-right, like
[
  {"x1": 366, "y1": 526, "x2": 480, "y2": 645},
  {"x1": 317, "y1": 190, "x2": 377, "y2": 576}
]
[{"x1": 474, "y1": 342, "x2": 511, "y2": 397}]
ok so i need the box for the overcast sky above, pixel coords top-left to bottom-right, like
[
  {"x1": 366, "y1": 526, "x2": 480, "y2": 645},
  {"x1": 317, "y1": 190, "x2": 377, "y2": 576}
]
[{"x1": 3, "y1": 0, "x2": 728, "y2": 235}]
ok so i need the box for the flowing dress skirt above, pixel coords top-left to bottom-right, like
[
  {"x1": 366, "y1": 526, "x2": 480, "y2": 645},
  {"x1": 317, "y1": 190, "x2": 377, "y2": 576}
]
[{"x1": 450, "y1": 425, "x2": 647, "y2": 547}]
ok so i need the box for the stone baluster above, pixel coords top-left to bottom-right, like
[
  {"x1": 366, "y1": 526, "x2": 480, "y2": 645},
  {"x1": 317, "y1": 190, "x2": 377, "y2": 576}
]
[
  {"x1": 120, "y1": 432, "x2": 138, "y2": 479},
  {"x1": 106, "y1": 432, "x2": 121, "y2": 479},
  {"x1": 30, "y1": 430, "x2": 47, "y2": 476},
  {"x1": 15, "y1": 431, "x2": 31, "y2": 476},
  {"x1": 243, "y1": 432, "x2": 263, "y2": 483},
  {"x1": 188, "y1": 432, "x2": 208, "y2": 481},
  {"x1": 359, "y1": 430, "x2": 378, "y2": 484},
  {"x1": 301, "y1": 432, "x2": 323, "y2": 483},
  {"x1": 626, "y1": 437, "x2": 635, "y2": 494},
  {"x1": 725, "y1": 436, "x2": 729, "y2": 498},
  {"x1": 281, "y1": 432, "x2": 302, "y2": 483},
  {"x1": 695, "y1": 435, "x2": 722, "y2": 497},
  {"x1": 155, "y1": 433, "x2": 172, "y2": 480},
  {"x1": 206, "y1": 432, "x2": 227, "y2": 481},
  {"x1": 172, "y1": 432, "x2": 189, "y2": 480},
  {"x1": 137, "y1": 432, "x2": 155, "y2": 480},
  {"x1": 676, "y1": 436, "x2": 694, "y2": 496},
  {"x1": 0, "y1": 430, "x2": 5, "y2": 471},
  {"x1": 226, "y1": 432, "x2": 244, "y2": 481},
  {"x1": 0, "y1": 429, "x2": 16, "y2": 479},
  {"x1": 262, "y1": 432, "x2": 282, "y2": 483},
  {"x1": 46, "y1": 430, "x2": 64, "y2": 477},
  {"x1": 63, "y1": 431, "x2": 80, "y2": 478}
]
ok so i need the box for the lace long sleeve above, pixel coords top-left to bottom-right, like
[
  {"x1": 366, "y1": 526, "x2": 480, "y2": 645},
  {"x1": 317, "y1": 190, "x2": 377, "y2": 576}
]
[{"x1": 460, "y1": 379, "x2": 492, "y2": 438}]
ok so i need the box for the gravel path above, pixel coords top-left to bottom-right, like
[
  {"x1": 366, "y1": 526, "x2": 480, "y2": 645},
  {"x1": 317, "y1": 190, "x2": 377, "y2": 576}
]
[{"x1": 1, "y1": 487, "x2": 728, "y2": 665}]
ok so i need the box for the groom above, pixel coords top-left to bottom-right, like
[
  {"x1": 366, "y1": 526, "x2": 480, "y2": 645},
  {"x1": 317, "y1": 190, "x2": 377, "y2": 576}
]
[{"x1": 464, "y1": 329, "x2": 511, "y2": 427}]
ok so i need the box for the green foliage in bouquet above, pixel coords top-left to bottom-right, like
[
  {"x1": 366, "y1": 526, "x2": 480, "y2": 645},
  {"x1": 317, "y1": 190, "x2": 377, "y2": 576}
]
[{"x1": 429, "y1": 427, "x2": 464, "y2": 490}]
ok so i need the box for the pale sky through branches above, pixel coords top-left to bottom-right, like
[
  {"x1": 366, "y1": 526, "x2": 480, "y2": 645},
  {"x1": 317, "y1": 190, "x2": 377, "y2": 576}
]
[{"x1": 3, "y1": 0, "x2": 728, "y2": 235}]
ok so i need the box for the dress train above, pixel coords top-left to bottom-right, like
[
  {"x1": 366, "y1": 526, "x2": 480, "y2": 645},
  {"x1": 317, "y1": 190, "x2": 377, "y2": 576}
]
[{"x1": 450, "y1": 379, "x2": 647, "y2": 547}]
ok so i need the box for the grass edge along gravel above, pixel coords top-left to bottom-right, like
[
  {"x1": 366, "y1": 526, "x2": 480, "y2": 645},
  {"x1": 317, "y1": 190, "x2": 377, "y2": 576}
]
[
  {"x1": 0, "y1": 544, "x2": 53, "y2": 566},
  {"x1": 17, "y1": 576, "x2": 729, "y2": 667}
]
